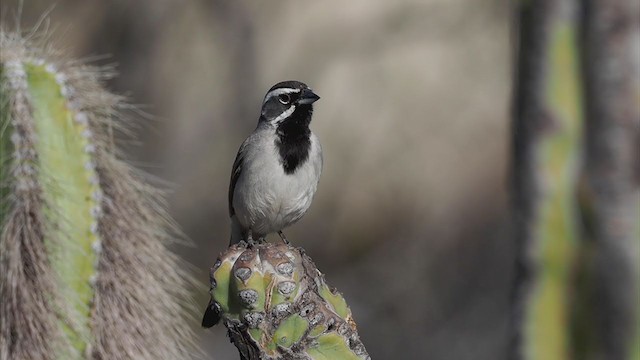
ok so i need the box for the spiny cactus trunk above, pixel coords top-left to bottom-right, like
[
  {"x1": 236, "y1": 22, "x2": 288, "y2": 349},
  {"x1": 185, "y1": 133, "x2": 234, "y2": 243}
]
[
  {"x1": 10, "y1": 59, "x2": 102, "y2": 357},
  {"x1": 510, "y1": 0, "x2": 584, "y2": 359},
  {"x1": 203, "y1": 242, "x2": 370, "y2": 360},
  {"x1": 510, "y1": 1, "x2": 640, "y2": 360},
  {"x1": 0, "y1": 31, "x2": 196, "y2": 360},
  {"x1": 579, "y1": 1, "x2": 640, "y2": 359}
]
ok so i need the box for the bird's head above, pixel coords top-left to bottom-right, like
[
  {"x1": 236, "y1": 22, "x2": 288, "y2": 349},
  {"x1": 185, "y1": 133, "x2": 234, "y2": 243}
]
[{"x1": 260, "y1": 81, "x2": 320, "y2": 126}]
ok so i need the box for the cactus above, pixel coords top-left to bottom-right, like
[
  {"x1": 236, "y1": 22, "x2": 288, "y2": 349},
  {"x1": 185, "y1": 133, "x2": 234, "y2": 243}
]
[
  {"x1": 511, "y1": 1, "x2": 582, "y2": 360},
  {"x1": 511, "y1": 1, "x2": 640, "y2": 360},
  {"x1": 203, "y1": 242, "x2": 370, "y2": 360},
  {"x1": 580, "y1": 1, "x2": 640, "y2": 359},
  {"x1": 0, "y1": 31, "x2": 196, "y2": 360},
  {"x1": 510, "y1": 1, "x2": 584, "y2": 359}
]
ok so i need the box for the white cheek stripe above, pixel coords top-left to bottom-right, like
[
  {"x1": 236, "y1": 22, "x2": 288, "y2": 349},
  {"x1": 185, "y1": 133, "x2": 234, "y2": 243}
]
[
  {"x1": 263, "y1": 88, "x2": 300, "y2": 103},
  {"x1": 273, "y1": 105, "x2": 296, "y2": 124}
]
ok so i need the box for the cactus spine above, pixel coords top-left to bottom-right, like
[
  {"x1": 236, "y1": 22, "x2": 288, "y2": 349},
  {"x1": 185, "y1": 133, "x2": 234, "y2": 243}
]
[
  {"x1": 1, "y1": 32, "x2": 196, "y2": 360},
  {"x1": 13, "y1": 59, "x2": 101, "y2": 356}
]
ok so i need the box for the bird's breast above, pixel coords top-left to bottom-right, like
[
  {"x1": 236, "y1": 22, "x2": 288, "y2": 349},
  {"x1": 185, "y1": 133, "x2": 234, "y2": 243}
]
[{"x1": 233, "y1": 131, "x2": 321, "y2": 234}]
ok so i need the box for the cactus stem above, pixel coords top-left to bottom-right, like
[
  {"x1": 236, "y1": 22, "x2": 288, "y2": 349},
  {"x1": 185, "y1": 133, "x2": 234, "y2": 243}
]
[
  {"x1": 2, "y1": 30, "x2": 198, "y2": 360},
  {"x1": 3, "y1": 56, "x2": 103, "y2": 357}
]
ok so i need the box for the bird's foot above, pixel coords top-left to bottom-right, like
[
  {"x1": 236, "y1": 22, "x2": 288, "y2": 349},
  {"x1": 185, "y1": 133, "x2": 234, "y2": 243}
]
[
  {"x1": 237, "y1": 240, "x2": 248, "y2": 248},
  {"x1": 277, "y1": 231, "x2": 290, "y2": 245},
  {"x1": 246, "y1": 231, "x2": 256, "y2": 247}
]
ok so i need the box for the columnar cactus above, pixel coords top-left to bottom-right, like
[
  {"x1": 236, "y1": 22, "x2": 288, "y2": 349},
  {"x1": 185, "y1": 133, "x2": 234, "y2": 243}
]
[
  {"x1": 203, "y1": 242, "x2": 370, "y2": 360},
  {"x1": 580, "y1": 1, "x2": 640, "y2": 358},
  {"x1": 0, "y1": 32, "x2": 196, "y2": 360},
  {"x1": 510, "y1": 1, "x2": 584, "y2": 359},
  {"x1": 511, "y1": 1, "x2": 640, "y2": 360}
]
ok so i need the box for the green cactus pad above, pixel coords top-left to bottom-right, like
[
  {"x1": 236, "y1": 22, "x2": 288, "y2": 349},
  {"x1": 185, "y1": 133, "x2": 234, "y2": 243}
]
[{"x1": 205, "y1": 242, "x2": 369, "y2": 359}]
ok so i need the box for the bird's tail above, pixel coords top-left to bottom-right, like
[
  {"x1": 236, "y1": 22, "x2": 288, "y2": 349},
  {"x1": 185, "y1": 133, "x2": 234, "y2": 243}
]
[{"x1": 201, "y1": 299, "x2": 221, "y2": 328}]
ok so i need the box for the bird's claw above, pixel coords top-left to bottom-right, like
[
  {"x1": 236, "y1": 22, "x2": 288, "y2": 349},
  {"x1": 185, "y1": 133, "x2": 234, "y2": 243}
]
[{"x1": 277, "y1": 231, "x2": 290, "y2": 245}]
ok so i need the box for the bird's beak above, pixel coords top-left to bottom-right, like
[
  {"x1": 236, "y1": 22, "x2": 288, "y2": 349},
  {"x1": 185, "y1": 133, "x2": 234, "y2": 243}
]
[{"x1": 299, "y1": 88, "x2": 320, "y2": 104}]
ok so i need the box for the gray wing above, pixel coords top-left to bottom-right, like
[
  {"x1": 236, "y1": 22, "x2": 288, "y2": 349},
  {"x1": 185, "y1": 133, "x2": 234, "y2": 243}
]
[{"x1": 228, "y1": 139, "x2": 249, "y2": 217}]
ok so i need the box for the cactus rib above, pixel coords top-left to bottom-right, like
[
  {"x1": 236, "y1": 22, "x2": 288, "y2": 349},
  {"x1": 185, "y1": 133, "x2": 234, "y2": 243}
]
[{"x1": 1, "y1": 30, "x2": 198, "y2": 360}]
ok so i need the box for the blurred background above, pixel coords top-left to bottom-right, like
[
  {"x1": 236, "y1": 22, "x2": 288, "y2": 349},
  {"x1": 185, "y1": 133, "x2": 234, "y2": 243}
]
[{"x1": 5, "y1": 1, "x2": 513, "y2": 359}]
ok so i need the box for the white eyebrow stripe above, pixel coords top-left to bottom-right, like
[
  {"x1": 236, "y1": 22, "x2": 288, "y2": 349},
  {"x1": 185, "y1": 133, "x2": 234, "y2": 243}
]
[
  {"x1": 272, "y1": 105, "x2": 296, "y2": 124},
  {"x1": 263, "y1": 88, "x2": 301, "y2": 103}
]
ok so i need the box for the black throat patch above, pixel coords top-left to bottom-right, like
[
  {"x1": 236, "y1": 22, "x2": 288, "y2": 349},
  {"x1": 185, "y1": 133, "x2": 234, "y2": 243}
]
[{"x1": 275, "y1": 105, "x2": 312, "y2": 174}]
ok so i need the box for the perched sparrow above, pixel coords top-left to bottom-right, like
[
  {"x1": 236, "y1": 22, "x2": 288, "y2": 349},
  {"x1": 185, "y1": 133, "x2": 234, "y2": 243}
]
[
  {"x1": 202, "y1": 81, "x2": 322, "y2": 328},
  {"x1": 228, "y1": 80, "x2": 322, "y2": 245}
]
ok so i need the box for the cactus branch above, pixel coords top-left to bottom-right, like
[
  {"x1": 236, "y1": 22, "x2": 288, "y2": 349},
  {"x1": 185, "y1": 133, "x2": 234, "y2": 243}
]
[
  {"x1": 203, "y1": 242, "x2": 370, "y2": 360},
  {"x1": 1, "y1": 30, "x2": 198, "y2": 360},
  {"x1": 579, "y1": 0, "x2": 640, "y2": 358},
  {"x1": 1, "y1": 51, "x2": 72, "y2": 360},
  {"x1": 509, "y1": 1, "x2": 584, "y2": 359}
]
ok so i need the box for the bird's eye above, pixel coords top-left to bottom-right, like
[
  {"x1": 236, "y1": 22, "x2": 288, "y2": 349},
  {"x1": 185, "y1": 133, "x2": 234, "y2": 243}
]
[{"x1": 278, "y1": 94, "x2": 291, "y2": 104}]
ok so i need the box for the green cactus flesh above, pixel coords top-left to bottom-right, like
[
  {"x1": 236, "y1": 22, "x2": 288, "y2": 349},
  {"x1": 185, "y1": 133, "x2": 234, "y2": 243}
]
[
  {"x1": 319, "y1": 282, "x2": 351, "y2": 320},
  {"x1": 207, "y1": 242, "x2": 369, "y2": 359},
  {"x1": 273, "y1": 314, "x2": 308, "y2": 348},
  {"x1": 211, "y1": 252, "x2": 238, "y2": 316},
  {"x1": 2, "y1": 61, "x2": 101, "y2": 356},
  {"x1": 307, "y1": 333, "x2": 363, "y2": 360},
  {"x1": 524, "y1": 18, "x2": 583, "y2": 360}
]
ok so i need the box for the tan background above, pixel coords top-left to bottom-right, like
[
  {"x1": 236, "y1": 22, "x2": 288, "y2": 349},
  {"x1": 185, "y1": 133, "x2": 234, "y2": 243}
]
[{"x1": 4, "y1": 1, "x2": 512, "y2": 358}]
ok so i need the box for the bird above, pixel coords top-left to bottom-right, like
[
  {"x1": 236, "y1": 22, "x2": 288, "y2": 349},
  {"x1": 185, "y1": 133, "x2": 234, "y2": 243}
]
[
  {"x1": 201, "y1": 81, "x2": 322, "y2": 328},
  {"x1": 228, "y1": 80, "x2": 322, "y2": 246}
]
